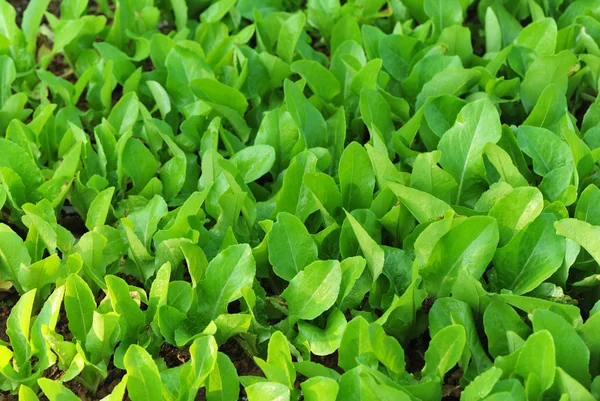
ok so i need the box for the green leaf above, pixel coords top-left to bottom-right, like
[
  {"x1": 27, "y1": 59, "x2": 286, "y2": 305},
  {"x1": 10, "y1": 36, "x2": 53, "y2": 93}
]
[
  {"x1": 416, "y1": 68, "x2": 480, "y2": 109},
  {"x1": 0, "y1": 223, "x2": 30, "y2": 293},
  {"x1": 246, "y1": 382, "x2": 290, "y2": 401},
  {"x1": 339, "y1": 142, "x2": 375, "y2": 212},
  {"x1": 255, "y1": 109, "x2": 302, "y2": 175},
  {"x1": 488, "y1": 186, "x2": 544, "y2": 246},
  {"x1": 206, "y1": 352, "x2": 240, "y2": 401},
  {"x1": 273, "y1": 151, "x2": 319, "y2": 222},
  {"x1": 351, "y1": 59, "x2": 383, "y2": 94},
  {"x1": 291, "y1": 60, "x2": 340, "y2": 101},
  {"x1": 460, "y1": 366, "x2": 503, "y2": 401},
  {"x1": 18, "y1": 385, "x2": 40, "y2": 401},
  {"x1": 146, "y1": 80, "x2": 172, "y2": 119},
  {"x1": 31, "y1": 285, "x2": 64, "y2": 368},
  {"x1": 338, "y1": 316, "x2": 374, "y2": 372},
  {"x1": 74, "y1": 230, "x2": 109, "y2": 288},
  {"x1": 576, "y1": 184, "x2": 600, "y2": 225},
  {"x1": 421, "y1": 216, "x2": 499, "y2": 297},
  {"x1": 343, "y1": 211, "x2": 384, "y2": 280},
  {"x1": 387, "y1": 183, "x2": 452, "y2": 223},
  {"x1": 85, "y1": 187, "x2": 114, "y2": 230},
  {"x1": 516, "y1": 126, "x2": 575, "y2": 177},
  {"x1": 6, "y1": 289, "x2": 36, "y2": 370},
  {"x1": 198, "y1": 244, "x2": 256, "y2": 322},
  {"x1": 523, "y1": 84, "x2": 567, "y2": 130},
  {"x1": 284, "y1": 79, "x2": 327, "y2": 149},
  {"x1": 500, "y1": 293, "x2": 582, "y2": 327},
  {"x1": 254, "y1": 331, "x2": 296, "y2": 388},
  {"x1": 430, "y1": 298, "x2": 492, "y2": 375},
  {"x1": 277, "y1": 12, "x2": 306, "y2": 64},
  {"x1": 124, "y1": 345, "x2": 163, "y2": 401},
  {"x1": 482, "y1": 142, "x2": 529, "y2": 188},
  {"x1": 301, "y1": 376, "x2": 339, "y2": 401},
  {"x1": 200, "y1": 0, "x2": 236, "y2": 23},
  {"x1": 60, "y1": 0, "x2": 88, "y2": 19},
  {"x1": 38, "y1": 378, "x2": 81, "y2": 401},
  {"x1": 105, "y1": 275, "x2": 145, "y2": 341},
  {"x1": 369, "y1": 322, "x2": 405, "y2": 378},
  {"x1": 303, "y1": 172, "x2": 342, "y2": 222},
  {"x1": 298, "y1": 308, "x2": 346, "y2": 356},
  {"x1": 190, "y1": 335, "x2": 219, "y2": 386},
  {"x1": 360, "y1": 89, "x2": 395, "y2": 144},
  {"x1": 122, "y1": 138, "x2": 159, "y2": 193},
  {"x1": 424, "y1": 0, "x2": 464, "y2": 35},
  {"x1": 337, "y1": 256, "x2": 367, "y2": 306},
  {"x1": 22, "y1": 0, "x2": 51, "y2": 52},
  {"x1": 178, "y1": 335, "x2": 219, "y2": 399},
  {"x1": 515, "y1": 330, "x2": 556, "y2": 396},
  {"x1": 554, "y1": 367, "x2": 596, "y2": 401},
  {"x1": 231, "y1": 145, "x2": 276, "y2": 184},
  {"x1": 282, "y1": 260, "x2": 342, "y2": 320},
  {"x1": 127, "y1": 195, "x2": 168, "y2": 250},
  {"x1": 18, "y1": 254, "x2": 61, "y2": 293},
  {"x1": 86, "y1": 311, "x2": 121, "y2": 364},
  {"x1": 521, "y1": 50, "x2": 578, "y2": 112},
  {"x1": 108, "y1": 92, "x2": 139, "y2": 135},
  {"x1": 411, "y1": 151, "x2": 458, "y2": 204},
  {"x1": 438, "y1": 98, "x2": 502, "y2": 206},
  {"x1": 0, "y1": 56, "x2": 16, "y2": 106},
  {"x1": 532, "y1": 309, "x2": 591, "y2": 386},
  {"x1": 191, "y1": 78, "x2": 248, "y2": 116},
  {"x1": 422, "y1": 325, "x2": 466, "y2": 378},
  {"x1": 64, "y1": 274, "x2": 96, "y2": 346},
  {"x1": 494, "y1": 213, "x2": 566, "y2": 295},
  {"x1": 337, "y1": 366, "x2": 412, "y2": 400},
  {"x1": 483, "y1": 300, "x2": 532, "y2": 358},
  {"x1": 0, "y1": 138, "x2": 43, "y2": 195},
  {"x1": 331, "y1": 14, "x2": 362, "y2": 56},
  {"x1": 554, "y1": 218, "x2": 600, "y2": 265},
  {"x1": 268, "y1": 212, "x2": 318, "y2": 281}
]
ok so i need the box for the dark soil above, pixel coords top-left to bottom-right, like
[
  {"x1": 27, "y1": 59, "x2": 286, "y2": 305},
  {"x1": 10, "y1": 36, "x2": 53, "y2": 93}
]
[
  {"x1": 38, "y1": 365, "x2": 94, "y2": 401},
  {"x1": 94, "y1": 362, "x2": 129, "y2": 400},
  {"x1": 220, "y1": 338, "x2": 262, "y2": 378},
  {"x1": 47, "y1": 53, "x2": 76, "y2": 84},
  {"x1": 220, "y1": 338, "x2": 262, "y2": 401},
  {"x1": 312, "y1": 352, "x2": 343, "y2": 374},
  {"x1": 58, "y1": 205, "x2": 88, "y2": 240},
  {"x1": 47, "y1": 0, "x2": 61, "y2": 17},
  {"x1": 160, "y1": 342, "x2": 190, "y2": 368},
  {"x1": 55, "y1": 305, "x2": 73, "y2": 342},
  {"x1": 421, "y1": 296, "x2": 437, "y2": 314},
  {"x1": 405, "y1": 331, "x2": 429, "y2": 374},
  {"x1": 0, "y1": 288, "x2": 19, "y2": 343},
  {"x1": 9, "y1": 0, "x2": 29, "y2": 27},
  {"x1": 12, "y1": 0, "x2": 62, "y2": 29},
  {"x1": 0, "y1": 390, "x2": 18, "y2": 400},
  {"x1": 442, "y1": 367, "x2": 463, "y2": 400},
  {"x1": 115, "y1": 273, "x2": 145, "y2": 290}
]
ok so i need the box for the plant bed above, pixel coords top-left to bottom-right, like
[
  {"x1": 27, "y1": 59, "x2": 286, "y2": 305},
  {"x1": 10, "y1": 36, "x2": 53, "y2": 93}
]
[{"x1": 1, "y1": 0, "x2": 600, "y2": 400}]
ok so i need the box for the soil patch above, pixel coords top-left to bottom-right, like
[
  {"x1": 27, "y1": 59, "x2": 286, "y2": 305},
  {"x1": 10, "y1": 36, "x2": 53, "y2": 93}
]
[
  {"x1": 54, "y1": 305, "x2": 73, "y2": 342},
  {"x1": 0, "y1": 288, "x2": 19, "y2": 343},
  {"x1": 58, "y1": 204, "x2": 88, "y2": 240},
  {"x1": 442, "y1": 367, "x2": 463, "y2": 400},
  {"x1": 160, "y1": 342, "x2": 191, "y2": 368}
]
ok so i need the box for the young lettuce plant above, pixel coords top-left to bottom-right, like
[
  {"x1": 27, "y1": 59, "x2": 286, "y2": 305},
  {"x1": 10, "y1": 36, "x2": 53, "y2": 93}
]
[{"x1": 0, "y1": 287, "x2": 64, "y2": 392}]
